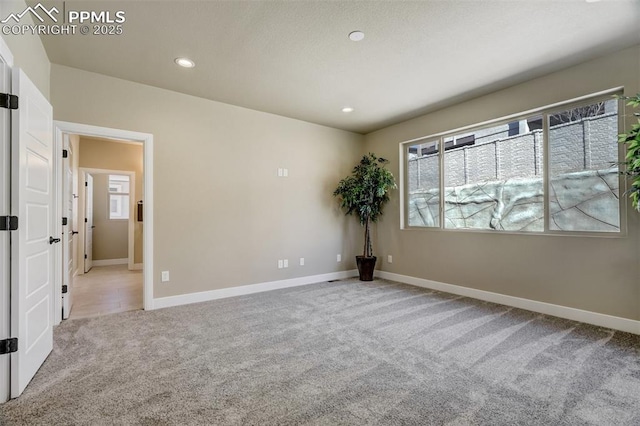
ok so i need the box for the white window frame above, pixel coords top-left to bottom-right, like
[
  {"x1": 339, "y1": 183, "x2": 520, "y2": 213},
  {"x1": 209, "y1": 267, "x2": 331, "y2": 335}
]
[
  {"x1": 108, "y1": 174, "x2": 130, "y2": 220},
  {"x1": 400, "y1": 88, "x2": 627, "y2": 237}
]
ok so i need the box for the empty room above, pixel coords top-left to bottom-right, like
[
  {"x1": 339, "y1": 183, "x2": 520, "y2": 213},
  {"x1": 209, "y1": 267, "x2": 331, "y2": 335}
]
[{"x1": 0, "y1": 0, "x2": 639, "y2": 424}]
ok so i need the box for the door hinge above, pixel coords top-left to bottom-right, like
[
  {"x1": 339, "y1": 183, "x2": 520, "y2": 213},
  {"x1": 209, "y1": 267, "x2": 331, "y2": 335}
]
[
  {"x1": 85, "y1": 182, "x2": 88, "y2": 187},
  {"x1": 62, "y1": 149, "x2": 68, "y2": 158},
  {"x1": 84, "y1": 254, "x2": 87, "y2": 259},
  {"x1": 84, "y1": 218, "x2": 87, "y2": 223},
  {"x1": 62, "y1": 285, "x2": 68, "y2": 294},
  {"x1": 0, "y1": 216, "x2": 18, "y2": 231},
  {"x1": 62, "y1": 217, "x2": 68, "y2": 226},
  {"x1": 0, "y1": 338, "x2": 18, "y2": 355},
  {"x1": 0, "y1": 93, "x2": 18, "y2": 110}
]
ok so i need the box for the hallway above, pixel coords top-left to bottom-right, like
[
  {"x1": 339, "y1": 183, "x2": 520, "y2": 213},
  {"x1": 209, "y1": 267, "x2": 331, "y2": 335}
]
[{"x1": 70, "y1": 265, "x2": 142, "y2": 319}]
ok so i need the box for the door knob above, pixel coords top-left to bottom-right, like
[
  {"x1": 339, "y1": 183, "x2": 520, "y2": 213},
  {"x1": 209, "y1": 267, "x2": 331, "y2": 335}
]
[
  {"x1": 49, "y1": 236, "x2": 61, "y2": 245},
  {"x1": 71, "y1": 231, "x2": 79, "y2": 235}
]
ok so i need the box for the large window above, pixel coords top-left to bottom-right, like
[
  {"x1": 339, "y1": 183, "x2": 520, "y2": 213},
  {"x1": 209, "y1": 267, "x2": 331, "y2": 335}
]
[
  {"x1": 108, "y1": 174, "x2": 130, "y2": 220},
  {"x1": 405, "y1": 94, "x2": 621, "y2": 234}
]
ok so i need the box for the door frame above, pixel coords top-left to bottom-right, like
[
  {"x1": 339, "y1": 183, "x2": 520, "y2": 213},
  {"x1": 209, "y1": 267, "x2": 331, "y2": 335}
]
[
  {"x1": 53, "y1": 121, "x2": 154, "y2": 320},
  {"x1": 78, "y1": 168, "x2": 136, "y2": 273},
  {"x1": 0, "y1": 34, "x2": 14, "y2": 404}
]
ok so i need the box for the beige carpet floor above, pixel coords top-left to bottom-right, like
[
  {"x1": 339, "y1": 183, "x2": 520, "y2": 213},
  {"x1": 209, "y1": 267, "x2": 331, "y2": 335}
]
[{"x1": 1, "y1": 278, "x2": 639, "y2": 425}]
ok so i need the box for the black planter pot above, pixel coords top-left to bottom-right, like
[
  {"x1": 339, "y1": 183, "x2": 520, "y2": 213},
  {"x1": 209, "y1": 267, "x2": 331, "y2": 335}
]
[{"x1": 356, "y1": 256, "x2": 377, "y2": 281}]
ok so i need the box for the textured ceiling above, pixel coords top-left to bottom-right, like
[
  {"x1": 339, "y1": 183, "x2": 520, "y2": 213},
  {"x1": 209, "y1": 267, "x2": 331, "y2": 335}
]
[{"x1": 26, "y1": 0, "x2": 640, "y2": 134}]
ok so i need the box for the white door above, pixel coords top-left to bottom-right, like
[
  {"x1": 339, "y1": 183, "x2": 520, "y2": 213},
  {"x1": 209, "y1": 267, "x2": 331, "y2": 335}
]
[
  {"x1": 0, "y1": 41, "x2": 11, "y2": 404},
  {"x1": 10, "y1": 68, "x2": 54, "y2": 398},
  {"x1": 84, "y1": 174, "x2": 93, "y2": 273},
  {"x1": 62, "y1": 140, "x2": 73, "y2": 319}
]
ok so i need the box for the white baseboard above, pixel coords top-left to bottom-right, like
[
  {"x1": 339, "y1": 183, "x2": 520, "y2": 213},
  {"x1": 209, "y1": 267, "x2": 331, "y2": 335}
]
[
  {"x1": 92, "y1": 258, "x2": 128, "y2": 267},
  {"x1": 131, "y1": 263, "x2": 143, "y2": 271},
  {"x1": 376, "y1": 271, "x2": 640, "y2": 335},
  {"x1": 152, "y1": 269, "x2": 358, "y2": 310}
]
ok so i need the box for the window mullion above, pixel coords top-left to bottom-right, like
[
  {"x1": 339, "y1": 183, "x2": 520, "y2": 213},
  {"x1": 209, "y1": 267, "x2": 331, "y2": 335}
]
[
  {"x1": 403, "y1": 145, "x2": 408, "y2": 228},
  {"x1": 543, "y1": 114, "x2": 550, "y2": 233},
  {"x1": 439, "y1": 137, "x2": 445, "y2": 229},
  {"x1": 618, "y1": 98, "x2": 627, "y2": 235}
]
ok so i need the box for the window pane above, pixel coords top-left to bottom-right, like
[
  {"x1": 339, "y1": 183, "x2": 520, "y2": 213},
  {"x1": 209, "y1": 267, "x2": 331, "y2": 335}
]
[
  {"x1": 444, "y1": 117, "x2": 544, "y2": 231},
  {"x1": 109, "y1": 194, "x2": 129, "y2": 220},
  {"x1": 548, "y1": 99, "x2": 619, "y2": 232},
  {"x1": 407, "y1": 140, "x2": 440, "y2": 227},
  {"x1": 108, "y1": 175, "x2": 130, "y2": 193}
]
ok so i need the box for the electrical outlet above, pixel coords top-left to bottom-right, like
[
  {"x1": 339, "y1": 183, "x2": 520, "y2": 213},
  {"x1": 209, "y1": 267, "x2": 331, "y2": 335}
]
[
  {"x1": 337, "y1": 254, "x2": 341, "y2": 262},
  {"x1": 283, "y1": 259, "x2": 289, "y2": 268},
  {"x1": 278, "y1": 260, "x2": 283, "y2": 269},
  {"x1": 283, "y1": 168, "x2": 289, "y2": 177},
  {"x1": 300, "y1": 257, "x2": 305, "y2": 266},
  {"x1": 387, "y1": 255, "x2": 393, "y2": 263},
  {"x1": 161, "y1": 271, "x2": 170, "y2": 282},
  {"x1": 277, "y1": 168, "x2": 283, "y2": 177}
]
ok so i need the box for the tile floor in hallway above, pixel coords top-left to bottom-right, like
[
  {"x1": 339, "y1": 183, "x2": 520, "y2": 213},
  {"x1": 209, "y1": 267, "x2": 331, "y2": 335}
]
[{"x1": 70, "y1": 265, "x2": 143, "y2": 319}]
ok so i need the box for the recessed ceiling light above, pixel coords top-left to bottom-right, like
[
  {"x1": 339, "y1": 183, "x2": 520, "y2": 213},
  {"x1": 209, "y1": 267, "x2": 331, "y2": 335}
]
[
  {"x1": 342, "y1": 107, "x2": 354, "y2": 113},
  {"x1": 348, "y1": 31, "x2": 365, "y2": 42},
  {"x1": 175, "y1": 57, "x2": 195, "y2": 68}
]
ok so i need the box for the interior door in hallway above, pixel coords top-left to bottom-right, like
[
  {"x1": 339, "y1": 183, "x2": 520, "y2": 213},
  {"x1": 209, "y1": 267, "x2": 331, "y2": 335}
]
[
  {"x1": 10, "y1": 68, "x2": 54, "y2": 398},
  {"x1": 62, "y1": 140, "x2": 74, "y2": 319},
  {"x1": 84, "y1": 173, "x2": 93, "y2": 273}
]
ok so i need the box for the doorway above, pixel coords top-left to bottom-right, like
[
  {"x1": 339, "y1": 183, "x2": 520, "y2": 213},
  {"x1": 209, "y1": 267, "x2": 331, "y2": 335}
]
[
  {"x1": 78, "y1": 168, "x2": 137, "y2": 274},
  {"x1": 53, "y1": 121, "x2": 154, "y2": 324},
  {"x1": 75, "y1": 166, "x2": 140, "y2": 319}
]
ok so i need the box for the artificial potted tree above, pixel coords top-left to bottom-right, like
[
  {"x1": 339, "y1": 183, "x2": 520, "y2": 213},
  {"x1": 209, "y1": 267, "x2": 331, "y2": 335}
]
[
  {"x1": 618, "y1": 93, "x2": 640, "y2": 211},
  {"x1": 333, "y1": 153, "x2": 396, "y2": 281}
]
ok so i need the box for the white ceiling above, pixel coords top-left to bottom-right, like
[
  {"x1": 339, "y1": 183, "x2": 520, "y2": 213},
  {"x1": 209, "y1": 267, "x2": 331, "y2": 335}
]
[{"x1": 31, "y1": 0, "x2": 640, "y2": 134}]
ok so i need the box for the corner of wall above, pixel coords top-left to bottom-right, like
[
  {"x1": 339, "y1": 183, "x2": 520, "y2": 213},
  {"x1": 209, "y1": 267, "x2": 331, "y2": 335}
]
[{"x1": 0, "y1": 0, "x2": 51, "y2": 100}]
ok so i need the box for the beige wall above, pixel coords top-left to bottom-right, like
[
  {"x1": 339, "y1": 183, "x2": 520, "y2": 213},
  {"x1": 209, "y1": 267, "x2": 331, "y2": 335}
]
[
  {"x1": 365, "y1": 45, "x2": 640, "y2": 321},
  {"x1": 52, "y1": 64, "x2": 364, "y2": 298},
  {"x1": 0, "y1": 0, "x2": 50, "y2": 100},
  {"x1": 78, "y1": 137, "x2": 143, "y2": 264},
  {"x1": 91, "y1": 173, "x2": 128, "y2": 261}
]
